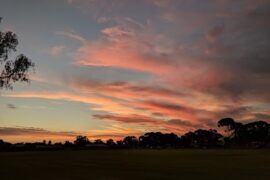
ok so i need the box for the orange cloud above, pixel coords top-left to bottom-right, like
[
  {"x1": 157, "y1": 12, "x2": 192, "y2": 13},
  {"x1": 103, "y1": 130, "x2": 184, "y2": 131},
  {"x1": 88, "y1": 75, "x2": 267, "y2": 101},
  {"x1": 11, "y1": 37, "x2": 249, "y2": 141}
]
[
  {"x1": 86, "y1": 126, "x2": 143, "y2": 141},
  {"x1": 69, "y1": 79, "x2": 187, "y2": 102},
  {"x1": 67, "y1": 78, "x2": 221, "y2": 121},
  {"x1": 93, "y1": 114, "x2": 203, "y2": 135},
  {"x1": 0, "y1": 127, "x2": 79, "y2": 143},
  {"x1": 134, "y1": 100, "x2": 212, "y2": 121}
]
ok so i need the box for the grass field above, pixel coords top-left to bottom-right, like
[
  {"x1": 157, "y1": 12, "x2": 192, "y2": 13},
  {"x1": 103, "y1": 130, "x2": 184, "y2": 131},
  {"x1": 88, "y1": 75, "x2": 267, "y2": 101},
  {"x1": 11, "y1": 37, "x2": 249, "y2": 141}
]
[{"x1": 0, "y1": 149, "x2": 269, "y2": 180}]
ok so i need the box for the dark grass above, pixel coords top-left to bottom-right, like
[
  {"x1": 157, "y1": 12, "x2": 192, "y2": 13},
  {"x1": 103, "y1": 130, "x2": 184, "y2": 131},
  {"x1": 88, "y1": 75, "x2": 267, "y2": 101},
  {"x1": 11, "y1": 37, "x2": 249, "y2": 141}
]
[{"x1": 0, "y1": 149, "x2": 270, "y2": 180}]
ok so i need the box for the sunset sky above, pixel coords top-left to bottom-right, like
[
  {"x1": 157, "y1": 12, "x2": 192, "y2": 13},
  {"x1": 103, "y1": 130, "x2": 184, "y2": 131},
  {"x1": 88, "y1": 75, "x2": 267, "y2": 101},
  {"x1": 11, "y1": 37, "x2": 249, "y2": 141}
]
[{"x1": 0, "y1": 0, "x2": 270, "y2": 143}]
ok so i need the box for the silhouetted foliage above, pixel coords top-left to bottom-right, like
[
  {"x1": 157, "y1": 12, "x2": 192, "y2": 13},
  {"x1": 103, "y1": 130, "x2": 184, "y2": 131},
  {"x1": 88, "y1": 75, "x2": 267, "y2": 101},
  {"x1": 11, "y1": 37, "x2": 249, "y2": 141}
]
[
  {"x1": 218, "y1": 118, "x2": 243, "y2": 138},
  {"x1": 94, "y1": 139, "x2": 105, "y2": 145},
  {"x1": 0, "y1": 18, "x2": 34, "y2": 89},
  {"x1": 106, "y1": 139, "x2": 116, "y2": 146},
  {"x1": 64, "y1": 141, "x2": 73, "y2": 148},
  {"x1": 74, "y1": 136, "x2": 90, "y2": 147},
  {"x1": 0, "y1": 139, "x2": 11, "y2": 150},
  {"x1": 245, "y1": 121, "x2": 269, "y2": 143},
  {"x1": 181, "y1": 129, "x2": 223, "y2": 148},
  {"x1": 123, "y1": 136, "x2": 138, "y2": 148},
  {"x1": 1, "y1": 118, "x2": 270, "y2": 151},
  {"x1": 218, "y1": 118, "x2": 270, "y2": 147},
  {"x1": 139, "y1": 132, "x2": 179, "y2": 148},
  {"x1": 116, "y1": 140, "x2": 123, "y2": 146}
]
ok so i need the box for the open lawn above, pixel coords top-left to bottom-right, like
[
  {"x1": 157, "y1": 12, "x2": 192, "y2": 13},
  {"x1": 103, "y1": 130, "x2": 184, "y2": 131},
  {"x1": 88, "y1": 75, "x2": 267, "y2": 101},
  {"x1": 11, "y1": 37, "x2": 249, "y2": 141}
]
[{"x1": 0, "y1": 149, "x2": 269, "y2": 180}]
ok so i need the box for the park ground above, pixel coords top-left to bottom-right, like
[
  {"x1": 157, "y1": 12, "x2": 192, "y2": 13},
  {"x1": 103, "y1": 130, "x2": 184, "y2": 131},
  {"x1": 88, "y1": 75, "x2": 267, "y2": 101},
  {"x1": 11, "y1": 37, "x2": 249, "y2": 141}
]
[{"x1": 0, "y1": 149, "x2": 269, "y2": 180}]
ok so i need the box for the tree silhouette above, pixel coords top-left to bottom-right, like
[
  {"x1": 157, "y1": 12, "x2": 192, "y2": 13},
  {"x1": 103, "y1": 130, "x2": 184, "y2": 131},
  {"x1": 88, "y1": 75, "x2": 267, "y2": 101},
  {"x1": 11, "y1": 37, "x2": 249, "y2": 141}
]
[
  {"x1": 139, "y1": 132, "x2": 179, "y2": 148},
  {"x1": 181, "y1": 129, "x2": 222, "y2": 148},
  {"x1": 218, "y1": 118, "x2": 244, "y2": 142},
  {"x1": 245, "y1": 121, "x2": 269, "y2": 144},
  {"x1": 94, "y1": 139, "x2": 105, "y2": 144},
  {"x1": 1, "y1": 118, "x2": 270, "y2": 151},
  {"x1": 74, "y1": 136, "x2": 90, "y2": 147},
  {"x1": 0, "y1": 18, "x2": 34, "y2": 89},
  {"x1": 218, "y1": 118, "x2": 270, "y2": 146},
  {"x1": 106, "y1": 139, "x2": 116, "y2": 146},
  {"x1": 123, "y1": 136, "x2": 138, "y2": 148}
]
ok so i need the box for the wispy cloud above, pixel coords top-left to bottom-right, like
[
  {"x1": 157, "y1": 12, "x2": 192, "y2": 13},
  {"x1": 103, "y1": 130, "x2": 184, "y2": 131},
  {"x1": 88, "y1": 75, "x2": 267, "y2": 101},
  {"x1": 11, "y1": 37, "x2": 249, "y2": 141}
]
[
  {"x1": 76, "y1": 19, "x2": 176, "y2": 74},
  {"x1": 0, "y1": 127, "x2": 78, "y2": 137},
  {"x1": 56, "y1": 31, "x2": 86, "y2": 44},
  {"x1": 94, "y1": 114, "x2": 202, "y2": 134},
  {"x1": 48, "y1": 45, "x2": 66, "y2": 56},
  {"x1": 0, "y1": 126, "x2": 80, "y2": 142},
  {"x1": 6, "y1": 104, "x2": 16, "y2": 109},
  {"x1": 2, "y1": 91, "x2": 137, "y2": 115}
]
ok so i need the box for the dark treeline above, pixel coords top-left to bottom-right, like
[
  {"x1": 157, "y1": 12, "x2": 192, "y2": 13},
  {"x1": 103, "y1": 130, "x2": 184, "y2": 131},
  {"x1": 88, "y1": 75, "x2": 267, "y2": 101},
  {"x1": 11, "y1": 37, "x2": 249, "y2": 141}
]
[{"x1": 1, "y1": 118, "x2": 270, "y2": 151}]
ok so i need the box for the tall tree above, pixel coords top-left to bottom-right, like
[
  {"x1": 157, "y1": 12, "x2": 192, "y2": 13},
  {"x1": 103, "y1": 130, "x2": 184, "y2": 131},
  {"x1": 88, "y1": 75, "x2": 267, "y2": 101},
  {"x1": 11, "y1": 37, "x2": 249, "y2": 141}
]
[
  {"x1": 0, "y1": 18, "x2": 34, "y2": 89},
  {"x1": 181, "y1": 129, "x2": 222, "y2": 148}
]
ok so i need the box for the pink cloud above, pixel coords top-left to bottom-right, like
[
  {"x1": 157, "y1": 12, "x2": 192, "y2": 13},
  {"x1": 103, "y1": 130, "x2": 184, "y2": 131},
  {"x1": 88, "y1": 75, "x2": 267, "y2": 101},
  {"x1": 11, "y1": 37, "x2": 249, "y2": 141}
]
[
  {"x1": 3, "y1": 91, "x2": 138, "y2": 115},
  {"x1": 66, "y1": 77, "x2": 230, "y2": 121},
  {"x1": 86, "y1": 126, "x2": 143, "y2": 141},
  {"x1": 134, "y1": 100, "x2": 213, "y2": 122},
  {"x1": 94, "y1": 114, "x2": 203, "y2": 134},
  {"x1": 75, "y1": 17, "x2": 178, "y2": 74},
  {"x1": 68, "y1": 78, "x2": 187, "y2": 102},
  {"x1": 74, "y1": 17, "x2": 234, "y2": 96}
]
